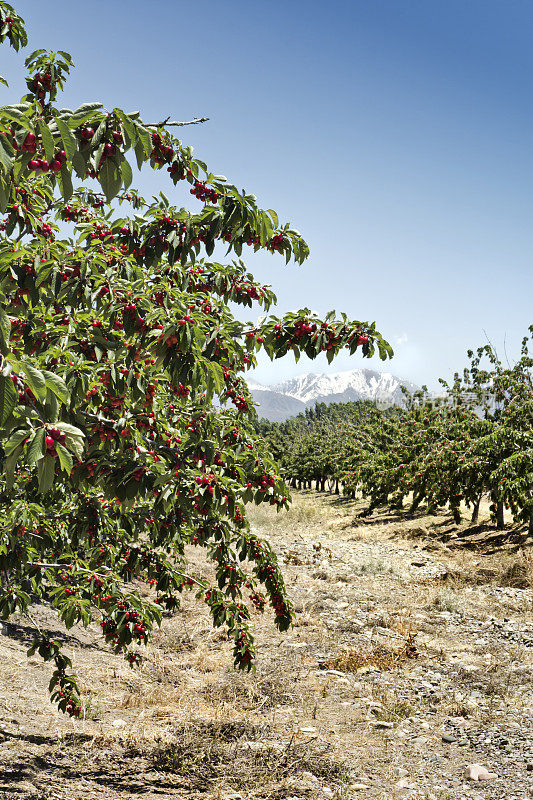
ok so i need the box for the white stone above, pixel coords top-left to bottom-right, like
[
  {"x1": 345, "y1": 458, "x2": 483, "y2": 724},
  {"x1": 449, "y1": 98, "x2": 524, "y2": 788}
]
[
  {"x1": 394, "y1": 767, "x2": 409, "y2": 778},
  {"x1": 112, "y1": 718, "x2": 126, "y2": 727},
  {"x1": 463, "y1": 764, "x2": 497, "y2": 781}
]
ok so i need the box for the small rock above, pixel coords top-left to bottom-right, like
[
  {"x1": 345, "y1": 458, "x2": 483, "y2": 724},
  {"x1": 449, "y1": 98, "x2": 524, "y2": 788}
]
[
  {"x1": 442, "y1": 734, "x2": 457, "y2": 743},
  {"x1": 464, "y1": 764, "x2": 498, "y2": 781},
  {"x1": 394, "y1": 767, "x2": 409, "y2": 778},
  {"x1": 396, "y1": 778, "x2": 412, "y2": 788},
  {"x1": 112, "y1": 718, "x2": 126, "y2": 728},
  {"x1": 373, "y1": 721, "x2": 394, "y2": 728},
  {"x1": 526, "y1": 762, "x2": 533, "y2": 772}
]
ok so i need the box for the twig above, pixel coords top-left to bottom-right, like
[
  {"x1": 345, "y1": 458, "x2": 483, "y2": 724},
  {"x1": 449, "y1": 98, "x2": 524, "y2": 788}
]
[
  {"x1": 145, "y1": 117, "x2": 210, "y2": 128},
  {"x1": 25, "y1": 610, "x2": 42, "y2": 635}
]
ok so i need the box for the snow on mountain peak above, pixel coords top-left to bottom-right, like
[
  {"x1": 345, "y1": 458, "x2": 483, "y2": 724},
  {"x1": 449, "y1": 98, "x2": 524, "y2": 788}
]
[{"x1": 269, "y1": 368, "x2": 412, "y2": 404}]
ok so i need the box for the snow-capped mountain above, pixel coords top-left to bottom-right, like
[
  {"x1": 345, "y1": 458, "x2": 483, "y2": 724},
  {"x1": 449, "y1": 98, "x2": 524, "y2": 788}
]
[{"x1": 247, "y1": 369, "x2": 418, "y2": 421}]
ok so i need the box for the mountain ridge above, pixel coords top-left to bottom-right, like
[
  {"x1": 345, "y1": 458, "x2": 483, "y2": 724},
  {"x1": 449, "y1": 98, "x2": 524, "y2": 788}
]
[{"x1": 247, "y1": 368, "x2": 417, "y2": 421}]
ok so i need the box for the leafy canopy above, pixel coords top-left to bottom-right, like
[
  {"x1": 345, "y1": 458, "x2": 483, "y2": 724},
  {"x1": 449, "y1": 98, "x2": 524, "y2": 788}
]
[{"x1": 0, "y1": 2, "x2": 393, "y2": 716}]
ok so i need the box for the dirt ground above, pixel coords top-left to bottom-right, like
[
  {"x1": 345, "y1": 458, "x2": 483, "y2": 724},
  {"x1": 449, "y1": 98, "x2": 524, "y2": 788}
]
[{"x1": 1, "y1": 491, "x2": 532, "y2": 800}]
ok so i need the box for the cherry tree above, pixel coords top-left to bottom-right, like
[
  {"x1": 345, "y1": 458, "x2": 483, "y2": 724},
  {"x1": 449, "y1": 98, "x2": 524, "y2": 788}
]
[{"x1": 0, "y1": 3, "x2": 392, "y2": 715}]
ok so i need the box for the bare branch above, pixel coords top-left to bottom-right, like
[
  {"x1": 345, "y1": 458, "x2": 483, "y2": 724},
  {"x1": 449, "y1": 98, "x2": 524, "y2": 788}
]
[{"x1": 145, "y1": 117, "x2": 210, "y2": 128}]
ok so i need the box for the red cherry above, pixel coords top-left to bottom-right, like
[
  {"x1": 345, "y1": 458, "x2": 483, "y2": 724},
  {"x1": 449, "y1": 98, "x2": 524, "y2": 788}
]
[
  {"x1": 28, "y1": 160, "x2": 40, "y2": 171},
  {"x1": 55, "y1": 150, "x2": 67, "y2": 164},
  {"x1": 49, "y1": 159, "x2": 61, "y2": 173},
  {"x1": 38, "y1": 159, "x2": 49, "y2": 171},
  {"x1": 103, "y1": 143, "x2": 115, "y2": 156},
  {"x1": 22, "y1": 132, "x2": 37, "y2": 152},
  {"x1": 79, "y1": 127, "x2": 94, "y2": 140},
  {"x1": 112, "y1": 131, "x2": 123, "y2": 144}
]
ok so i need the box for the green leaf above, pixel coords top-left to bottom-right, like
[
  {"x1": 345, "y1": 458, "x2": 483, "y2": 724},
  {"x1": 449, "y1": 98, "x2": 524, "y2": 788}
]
[
  {"x1": 134, "y1": 139, "x2": 145, "y2": 170},
  {"x1": 55, "y1": 117, "x2": 77, "y2": 161},
  {"x1": 4, "y1": 428, "x2": 28, "y2": 456},
  {"x1": 210, "y1": 362, "x2": 225, "y2": 395},
  {"x1": 115, "y1": 109, "x2": 137, "y2": 148},
  {"x1": 56, "y1": 162, "x2": 73, "y2": 201},
  {"x1": 37, "y1": 454, "x2": 56, "y2": 494},
  {"x1": 55, "y1": 442, "x2": 73, "y2": 473},
  {"x1": 68, "y1": 103, "x2": 103, "y2": 126},
  {"x1": 0, "y1": 135, "x2": 14, "y2": 173},
  {"x1": 57, "y1": 51, "x2": 74, "y2": 66},
  {"x1": 23, "y1": 363, "x2": 47, "y2": 401},
  {"x1": 98, "y1": 159, "x2": 122, "y2": 202},
  {"x1": 38, "y1": 121, "x2": 55, "y2": 161},
  {"x1": 119, "y1": 157, "x2": 133, "y2": 190},
  {"x1": 54, "y1": 422, "x2": 85, "y2": 459},
  {"x1": 26, "y1": 428, "x2": 45, "y2": 464},
  {"x1": 0, "y1": 105, "x2": 32, "y2": 128},
  {"x1": 0, "y1": 305, "x2": 10, "y2": 354},
  {"x1": 134, "y1": 121, "x2": 152, "y2": 157},
  {"x1": 267, "y1": 209, "x2": 279, "y2": 228},
  {"x1": 0, "y1": 374, "x2": 18, "y2": 426},
  {"x1": 71, "y1": 149, "x2": 87, "y2": 178},
  {"x1": 0, "y1": 171, "x2": 10, "y2": 213},
  {"x1": 54, "y1": 422, "x2": 84, "y2": 437},
  {"x1": 25, "y1": 49, "x2": 47, "y2": 62},
  {"x1": 42, "y1": 370, "x2": 70, "y2": 404}
]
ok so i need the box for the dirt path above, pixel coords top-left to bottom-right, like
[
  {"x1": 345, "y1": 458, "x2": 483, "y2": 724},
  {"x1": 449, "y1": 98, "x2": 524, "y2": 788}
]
[{"x1": 1, "y1": 491, "x2": 532, "y2": 799}]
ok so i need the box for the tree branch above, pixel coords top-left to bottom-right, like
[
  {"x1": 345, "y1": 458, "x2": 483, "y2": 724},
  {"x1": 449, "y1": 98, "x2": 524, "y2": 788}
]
[{"x1": 145, "y1": 116, "x2": 210, "y2": 128}]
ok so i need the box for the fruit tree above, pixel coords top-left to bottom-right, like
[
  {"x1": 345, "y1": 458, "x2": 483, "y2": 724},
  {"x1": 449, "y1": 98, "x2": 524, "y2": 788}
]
[{"x1": 0, "y1": 3, "x2": 393, "y2": 716}]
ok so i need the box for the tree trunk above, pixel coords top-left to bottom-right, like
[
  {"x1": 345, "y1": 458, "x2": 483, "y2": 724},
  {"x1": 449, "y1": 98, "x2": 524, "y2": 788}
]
[
  {"x1": 471, "y1": 497, "x2": 480, "y2": 524},
  {"x1": 335, "y1": 479, "x2": 339, "y2": 495},
  {"x1": 409, "y1": 490, "x2": 422, "y2": 514},
  {"x1": 496, "y1": 500, "x2": 505, "y2": 531},
  {"x1": 529, "y1": 514, "x2": 533, "y2": 537},
  {"x1": 320, "y1": 478, "x2": 325, "y2": 492}
]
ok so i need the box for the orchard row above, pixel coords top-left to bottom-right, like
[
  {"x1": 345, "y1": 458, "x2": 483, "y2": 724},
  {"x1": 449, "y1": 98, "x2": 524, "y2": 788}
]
[{"x1": 260, "y1": 333, "x2": 533, "y2": 534}]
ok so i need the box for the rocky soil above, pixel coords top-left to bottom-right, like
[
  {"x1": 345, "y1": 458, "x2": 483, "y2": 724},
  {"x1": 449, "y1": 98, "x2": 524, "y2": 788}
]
[{"x1": 0, "y1": 491, "x2": 532, "y2": 799}]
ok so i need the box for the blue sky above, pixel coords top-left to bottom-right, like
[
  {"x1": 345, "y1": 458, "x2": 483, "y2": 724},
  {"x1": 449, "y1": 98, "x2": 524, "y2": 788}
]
[{"x1": 2, "y1": 0, "x2": 532, "y2": 389}]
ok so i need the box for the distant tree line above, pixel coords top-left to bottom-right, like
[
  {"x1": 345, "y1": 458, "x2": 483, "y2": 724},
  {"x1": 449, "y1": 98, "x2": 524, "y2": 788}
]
[{"x1": 258, "y1": 328, "x2": 533, "y2": 534}]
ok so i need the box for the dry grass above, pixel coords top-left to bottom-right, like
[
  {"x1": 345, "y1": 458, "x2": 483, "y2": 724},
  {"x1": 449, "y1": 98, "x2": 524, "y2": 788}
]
[
  {"x1": 318, "y1": 632, "x2": 418, "y2": 673},
  {"x1": 0, "y1": 490, "x2": 532, "y2": 799},
  {"x1": 144, "y1": 721, "x2": 349, "y2": 792}
]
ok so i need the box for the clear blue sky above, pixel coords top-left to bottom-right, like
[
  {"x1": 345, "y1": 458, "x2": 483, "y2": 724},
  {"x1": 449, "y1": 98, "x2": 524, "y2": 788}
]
[{"x1": 3, "y1": 0, "x2": 532, "y2": 389}]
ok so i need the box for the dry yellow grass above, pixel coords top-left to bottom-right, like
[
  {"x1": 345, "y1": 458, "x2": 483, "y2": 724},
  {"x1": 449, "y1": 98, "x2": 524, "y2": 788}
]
[{"x1": 0, "y1": 490, "x2": 531, "y2": 799}]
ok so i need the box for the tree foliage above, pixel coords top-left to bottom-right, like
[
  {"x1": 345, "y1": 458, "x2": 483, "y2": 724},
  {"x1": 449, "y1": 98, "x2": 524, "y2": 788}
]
[
  {"x1": 263, "y1": 332, "x2": 533, "y2": 533},
  {"x1": 0, "y1": 2, "x2": 393, "y2": 716}
]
